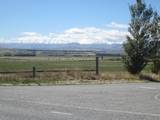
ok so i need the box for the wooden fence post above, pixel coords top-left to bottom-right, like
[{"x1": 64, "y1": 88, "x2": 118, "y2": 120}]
[
  {"x1": 96, "y1": 57, "x2": 99, "y2": 75},
  {"x1": 33, "y1": 66, "x2": 36, "y2": 78}
]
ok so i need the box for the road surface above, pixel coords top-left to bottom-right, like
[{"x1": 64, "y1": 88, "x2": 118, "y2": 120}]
[{"x1": 0, "y1": 83, "x2": 160, "y2": 120}]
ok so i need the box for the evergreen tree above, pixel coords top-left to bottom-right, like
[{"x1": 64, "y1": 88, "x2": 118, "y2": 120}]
[
  {"x1": 150, "y1": 13, "x2": 160, "y2": 74},
  {"x1": 149, "y1": 13, "x2": 160, "y2": 57},
  {"x1": 123, "y1": 0, "x2": 154, "y2": 74}
]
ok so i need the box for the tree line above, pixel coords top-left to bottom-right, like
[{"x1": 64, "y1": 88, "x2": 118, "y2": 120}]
[{"x1": 123, "y1": 0, "x2": 160, "y2": 74}]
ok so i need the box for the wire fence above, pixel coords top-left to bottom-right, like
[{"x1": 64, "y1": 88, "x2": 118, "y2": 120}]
[
  {"x1": 0, "y1": 56, "x2": 99, "y2": 77},
  {"x1": 0, "y1": 56, "x2": 158, "y2": 83},
  {"x1": 0, "y1": 55, "x2": 126, "y2": 77}
]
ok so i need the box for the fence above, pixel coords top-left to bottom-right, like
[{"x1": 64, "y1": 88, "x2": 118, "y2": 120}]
[{"x1": 0, "y1": 56, "x2": 101, "y2": 78}]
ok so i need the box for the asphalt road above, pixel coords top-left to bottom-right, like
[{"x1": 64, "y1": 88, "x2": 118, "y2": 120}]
[{"x1": 0, "y1": 83, "x2": 160, "y2": 120}]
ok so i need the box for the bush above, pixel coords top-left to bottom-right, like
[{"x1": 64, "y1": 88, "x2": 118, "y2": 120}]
[{"x1": 151, "y1": 59, "x2": 160, "y2": 74}]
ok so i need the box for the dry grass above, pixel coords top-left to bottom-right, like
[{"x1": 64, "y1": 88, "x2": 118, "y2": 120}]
[
  {"x1": 101, "y1": 72, "x2": 139, "y2": 80},
  {"x1": 0, "y1": 71, "x2": 149, "y2": 85},
  {"x1": 139, "y1": 73, "x2": 160, "y2": 82}
]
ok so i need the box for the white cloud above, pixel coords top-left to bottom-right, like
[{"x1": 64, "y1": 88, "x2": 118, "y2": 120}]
[
  {"x1": 0, "y1": 22, "x2": 129, "y2": 44},
  {"x1": 0, "y1": 37, "x2": 14, "y2": 43},
  {"x1": 106, "y1": 22, "x2": 129, "y2": 29},
  {"x1": 21, "y1": 32, "x2": 40, "y2": 36},
  {"x1": 17, "y1": 32, "x2": 50, "y2": 43},
  {"x1": 0, "y1": 38, "x2": 4, "y2": 42},
  {"x1": 49, "y1": 27, "x2": 128, "y2": 44}
]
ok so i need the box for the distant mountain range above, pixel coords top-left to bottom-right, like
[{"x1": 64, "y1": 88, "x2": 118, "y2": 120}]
[{"x1": 0, "y1": 43, "x2": 124, "y2": 54}]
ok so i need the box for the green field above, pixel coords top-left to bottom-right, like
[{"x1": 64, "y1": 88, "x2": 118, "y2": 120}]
[
  {"x1": 0, "y1": 56, "x2": 158, "y2": 85},
  {"x1": 0, "y1": 56, "x2": 151, "y2": 72}
]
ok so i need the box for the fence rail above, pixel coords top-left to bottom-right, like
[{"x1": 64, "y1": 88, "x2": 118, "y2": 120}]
[{"x1": 0, "y1": 69, "x2": 96, "y2": 74}]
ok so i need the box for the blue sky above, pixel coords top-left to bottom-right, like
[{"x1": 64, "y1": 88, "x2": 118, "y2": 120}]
[{"x1": 0, "y1": 0, "x2": 160, "y2": 44}]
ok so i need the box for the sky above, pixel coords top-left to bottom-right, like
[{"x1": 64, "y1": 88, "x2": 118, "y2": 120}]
[{"x1": 0, "y1": 0, "x2": 160, "y2": 44}]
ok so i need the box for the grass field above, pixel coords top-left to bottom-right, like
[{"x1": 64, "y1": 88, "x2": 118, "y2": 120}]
[
  {"x1": 0, "y1": 56, "x2": 159, "y2": 85},
  {"x1": 0, "y1": 56, "x2": 151, "y2": 72}
]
